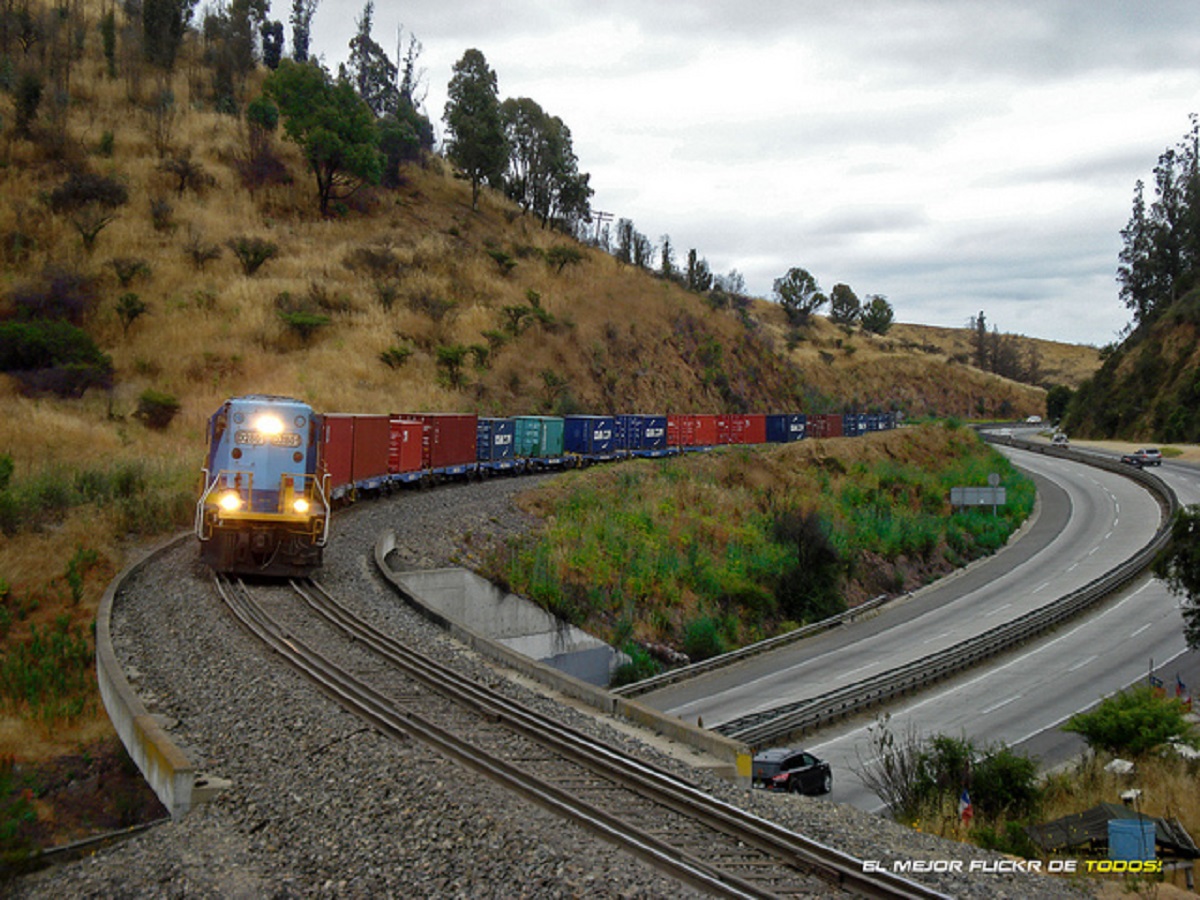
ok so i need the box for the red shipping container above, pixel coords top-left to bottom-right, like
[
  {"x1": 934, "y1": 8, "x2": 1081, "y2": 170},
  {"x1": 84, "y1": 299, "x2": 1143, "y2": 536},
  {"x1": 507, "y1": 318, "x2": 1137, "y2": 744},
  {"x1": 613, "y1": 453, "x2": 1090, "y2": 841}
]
[
  {"x1": 350, "y1": 415, "x2": 390, "y2": 483},
  {"x1": 668, "y1": 414, "x2": 718, "y2": 447},
  {"x1": 401, "y1": 413, "x2": 478, "y2": 469},
  {"x1": 720, "y1": 414, "x2": 766, "y2": 445},
  {"x1": 388, "y1": 418, "x2": 425, "y2": 474},
  {"x1": 323, "y1": 414, "x2": 355, "y2": 493},
  {"x1": 667, "y1": 414, "x2": 689, "y2": 447}
]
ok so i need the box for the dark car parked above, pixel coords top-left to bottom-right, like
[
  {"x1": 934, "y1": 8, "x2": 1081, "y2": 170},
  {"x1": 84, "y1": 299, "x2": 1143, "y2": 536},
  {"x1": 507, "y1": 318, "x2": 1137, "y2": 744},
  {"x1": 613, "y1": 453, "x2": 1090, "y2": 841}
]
[{"x1": 751, "y1": 747, "x2": 833, "y2": 795}]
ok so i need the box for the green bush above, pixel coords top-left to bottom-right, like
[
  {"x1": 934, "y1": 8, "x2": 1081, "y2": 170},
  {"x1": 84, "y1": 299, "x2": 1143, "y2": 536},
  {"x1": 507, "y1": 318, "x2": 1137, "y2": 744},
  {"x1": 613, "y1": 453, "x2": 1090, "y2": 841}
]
[
  {"x1": 683, "y1": 616, "x2": 725, "y2": 661},
  {"x1": 971, "y1": 746, "x2": 1042, "y2": 819},
  {"x1": 228, "y1": 235, "x2": 279, "y2": 276},
  {"x1": 133, "y1": 390, "x2": 181, "y2": 430},
  {"x1": 611, "y1": 643, "x2": 661, "y2": 687},
  {"x1": 0, "y1": 320, "x2": 112, "y2": 376},
  {"x1": 1064, "y1": 684, "x2": 1198, "y2": 756}
]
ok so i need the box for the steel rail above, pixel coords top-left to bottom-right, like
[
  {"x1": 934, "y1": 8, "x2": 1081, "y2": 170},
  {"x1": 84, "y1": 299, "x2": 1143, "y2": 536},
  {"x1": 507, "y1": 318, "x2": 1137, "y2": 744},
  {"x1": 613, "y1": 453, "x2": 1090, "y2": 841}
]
[
  {"x1": 213, "y1": 573, "x2": 947, "y2": 899},
  {"x1": 291, "y1": 578, "x2": 948, "y2": 900},
  {"x1": 717, "y1": 437, "x2": 1179, "y2": 747},
  {"x1": 214, "y1": 574, "x2": 791, "y2": 899}
]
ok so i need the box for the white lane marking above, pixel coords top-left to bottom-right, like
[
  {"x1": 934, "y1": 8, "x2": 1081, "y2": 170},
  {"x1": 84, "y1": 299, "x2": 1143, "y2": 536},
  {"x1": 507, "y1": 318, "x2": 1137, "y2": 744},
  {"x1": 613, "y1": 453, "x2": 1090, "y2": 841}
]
[
  {"x1": 921, "y1": 631, "x2": 952, "y2": 646},
  {"x1": 981, "y1": 694, "x2": 1021, "y2": 715},
  {"x1": 807, "y1": 581, "x2": 1161, "y2": 753},
  {"x1": 1131, "y1": 623, "x2": 1152, "y2": 638},
  {"x1": 842, "y1": 661, "x2": 879, "y2": 679},
  {"x1": 984, "y1": 602, "x2": 1013, "y2": 617},
  {"x1": 1032, "y1": 582, "x2": 1050, "y2": 594},
  {"x1": 1067, "y1": 655, "x2": 1097, "y2": 672}
]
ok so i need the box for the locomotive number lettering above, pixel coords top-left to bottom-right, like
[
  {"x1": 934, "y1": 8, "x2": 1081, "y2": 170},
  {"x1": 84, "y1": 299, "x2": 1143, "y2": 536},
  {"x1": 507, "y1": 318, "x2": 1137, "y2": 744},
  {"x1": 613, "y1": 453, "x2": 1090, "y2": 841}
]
[{"x1": 235, "y1": 429, "x2": 303, "y2": 448}]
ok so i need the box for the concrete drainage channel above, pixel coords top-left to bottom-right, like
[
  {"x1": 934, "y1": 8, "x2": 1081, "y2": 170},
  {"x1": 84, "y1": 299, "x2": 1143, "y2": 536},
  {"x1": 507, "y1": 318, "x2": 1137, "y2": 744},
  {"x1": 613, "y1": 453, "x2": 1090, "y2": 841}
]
[{"x1": 371, "y1": 531, "x2": 752, "y2": 782}]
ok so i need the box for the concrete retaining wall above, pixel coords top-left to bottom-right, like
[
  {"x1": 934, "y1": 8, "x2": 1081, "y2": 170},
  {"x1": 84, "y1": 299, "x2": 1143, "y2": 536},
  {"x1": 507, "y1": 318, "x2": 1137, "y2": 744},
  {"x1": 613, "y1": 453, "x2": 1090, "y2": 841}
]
[
  {"x1": 374, "y1": 532, "x2": 752, "y2": 783},
  {"x1": 95, "y1": 534, "x2": 195, "y2": 820}
]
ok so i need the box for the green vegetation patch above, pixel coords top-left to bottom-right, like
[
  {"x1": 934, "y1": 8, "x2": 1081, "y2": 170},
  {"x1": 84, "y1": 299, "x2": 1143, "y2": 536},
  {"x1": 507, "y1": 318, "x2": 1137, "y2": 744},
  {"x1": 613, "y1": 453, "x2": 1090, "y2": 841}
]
[{"x1": 491, "y1": 424, "x2": 1034, "y2": 668}]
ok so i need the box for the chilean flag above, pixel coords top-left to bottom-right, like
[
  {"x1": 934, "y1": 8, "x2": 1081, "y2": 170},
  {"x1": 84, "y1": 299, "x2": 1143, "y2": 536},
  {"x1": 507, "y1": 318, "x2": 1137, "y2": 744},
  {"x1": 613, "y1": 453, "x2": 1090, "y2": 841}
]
[{"x1": 959, "y1": 789, "x2": 974, "y2": 824}]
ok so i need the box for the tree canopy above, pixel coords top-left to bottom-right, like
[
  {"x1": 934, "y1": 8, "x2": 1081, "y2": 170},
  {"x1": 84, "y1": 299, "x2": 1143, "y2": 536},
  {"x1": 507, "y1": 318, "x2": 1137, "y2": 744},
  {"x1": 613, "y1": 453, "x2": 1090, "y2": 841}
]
[
  {"x1": 828, "y1": 283, "x2": 861, "y2": 325},
  {"x1": 861, "y1": 294, "x2": 894, "y2": 335},
  {"x1": 1117, "y1": 115, "x2": 1200, "y2": 331},
  {"x1": 773, "y1": 267, "x2": 826, "y2": 325},
  {"x1": 1153, "y1": 504, "x2": 1200, "y2": 650},
  {"x1": 500, "y1": 96, "x2": 592, "y2": 229},
  {"x1": 443, "y1": 49, "x2": 507, "y2": 211},
  {"x1": 264, "y1": 60, "x2": 382, "y2": 216},
  {"x1": 1063, "y1": 684, "x2": 1197, "y2": 756}
]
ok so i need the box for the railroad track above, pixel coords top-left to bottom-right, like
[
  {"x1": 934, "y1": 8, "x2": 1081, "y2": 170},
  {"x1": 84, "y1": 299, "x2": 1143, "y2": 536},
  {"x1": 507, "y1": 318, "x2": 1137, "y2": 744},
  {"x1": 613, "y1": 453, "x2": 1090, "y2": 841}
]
[{"x1": 212, "y1": 573, "x2": 946, "y2": 899}]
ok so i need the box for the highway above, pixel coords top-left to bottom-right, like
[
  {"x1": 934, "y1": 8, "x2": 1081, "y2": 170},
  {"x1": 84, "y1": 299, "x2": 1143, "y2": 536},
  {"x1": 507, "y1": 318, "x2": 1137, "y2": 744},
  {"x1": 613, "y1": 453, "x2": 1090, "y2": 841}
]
[{"x1": 639, "y1": 443, "x2": 1198, "y2": 811}]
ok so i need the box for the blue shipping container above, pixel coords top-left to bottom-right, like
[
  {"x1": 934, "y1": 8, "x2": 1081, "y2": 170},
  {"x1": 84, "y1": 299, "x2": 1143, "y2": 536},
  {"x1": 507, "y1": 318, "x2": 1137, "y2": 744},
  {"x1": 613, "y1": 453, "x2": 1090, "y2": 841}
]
[
  {"x1": 564, "y1": 415, "x2": 615, "y2": 455},
  {"x1": 1108, "y1": 819, "x2": 1155, "y2": 861},
  {"x1": 615, "y1": 414, "x2": 668, "y2": 452},
  {"x1": 477, "y1": 418, "x2": 515, "y2": 462},
  {"x1": 765, "y1": 414, "x2": 807, "y2": 443}
]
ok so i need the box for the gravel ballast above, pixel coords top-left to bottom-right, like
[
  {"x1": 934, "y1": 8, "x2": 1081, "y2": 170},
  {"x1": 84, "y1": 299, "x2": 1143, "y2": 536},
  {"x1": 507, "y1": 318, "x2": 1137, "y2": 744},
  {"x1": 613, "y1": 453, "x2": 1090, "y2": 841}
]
[{"x1": 15, "y1": 477, "x2": 1095, "y2": 898}]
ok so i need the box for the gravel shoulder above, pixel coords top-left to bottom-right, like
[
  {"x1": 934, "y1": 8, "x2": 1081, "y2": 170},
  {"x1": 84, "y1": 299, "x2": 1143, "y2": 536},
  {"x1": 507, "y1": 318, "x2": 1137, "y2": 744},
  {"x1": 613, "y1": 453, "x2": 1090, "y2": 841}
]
[{"x1": 14, "y1": 476, "x2": 1097, "y2": 898}]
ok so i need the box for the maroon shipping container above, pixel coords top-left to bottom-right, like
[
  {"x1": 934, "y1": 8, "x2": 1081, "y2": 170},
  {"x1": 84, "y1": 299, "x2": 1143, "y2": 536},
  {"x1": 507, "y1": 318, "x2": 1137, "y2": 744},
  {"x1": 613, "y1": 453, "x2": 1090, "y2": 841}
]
[
  {"x1": 388, "y1": 418, "x2": 425, "y2": 474},
  {"x1": 401, "y1": 413, "x2": 478, "y2": 469},
  {"x1": 323, "y1": 414, "x2": 390, "y2": 493},
  {"x1": 350, "y1": 415, "x2": 390, "y2": 483},
  {"x1": 717, "y1": 414, "x2": 767, "y2": 445},
  {"x1": 323, "y1": 414, "x2": 354, "y2": 494},
  {"x1": 668, "y1": 414, "x2": 718, "y2": 447},
  {"x1": 807, "y1": 413, "x2": 845, "y2": 439}
]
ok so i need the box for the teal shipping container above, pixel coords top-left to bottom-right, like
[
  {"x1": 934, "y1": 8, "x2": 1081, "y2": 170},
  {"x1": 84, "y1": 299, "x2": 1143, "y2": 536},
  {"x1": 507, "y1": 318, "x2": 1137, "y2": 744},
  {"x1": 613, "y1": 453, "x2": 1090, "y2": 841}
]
[{"x1": 514, "y1": 416, "x2": 565, "y2": 457}]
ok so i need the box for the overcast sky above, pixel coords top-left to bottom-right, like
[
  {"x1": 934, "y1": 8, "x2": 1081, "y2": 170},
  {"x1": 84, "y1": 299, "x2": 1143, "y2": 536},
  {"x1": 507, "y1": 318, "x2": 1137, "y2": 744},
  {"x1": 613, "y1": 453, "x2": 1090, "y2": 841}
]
[{"x1": 308, "y1": 1, "x2": 1200, "y2": 346}]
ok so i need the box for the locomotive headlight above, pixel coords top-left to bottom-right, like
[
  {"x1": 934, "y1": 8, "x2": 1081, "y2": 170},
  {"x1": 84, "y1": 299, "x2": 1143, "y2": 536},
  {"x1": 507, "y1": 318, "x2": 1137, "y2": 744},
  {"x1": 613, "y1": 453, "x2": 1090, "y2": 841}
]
[
  {"x1": 292, "y1": 498, "x2": 310, "y2": 514},
  {"x1": 254, "y1": 414, "x2": 284, "y2": 436},
  {"x1": 218, "y1": 491, "x2": 242, "y2": 512}
]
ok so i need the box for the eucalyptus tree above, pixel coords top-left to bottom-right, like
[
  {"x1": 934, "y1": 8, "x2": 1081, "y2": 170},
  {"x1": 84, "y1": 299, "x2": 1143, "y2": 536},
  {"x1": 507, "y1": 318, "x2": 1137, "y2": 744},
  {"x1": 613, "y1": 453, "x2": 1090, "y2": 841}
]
[
  {"x1": 264, "y1": 60, "x2": 382, "y2": 215},
  {"x1": 828, "y1": 283, "x2": 861, "y2": 325},
  {"x1": 444, "y1": 48, "x2": 507, "y2": 210},
  {"x1": 346, "y1": 1, "x2": 399, "y2": 117},
  {"x1": 773, "y1": 267, "x2": 826, "y2": 325},
  {"x1": 290, "y1": 0, "x2": 318, "y2": 62},
  {"x1": 860, "y1": 294, "x2": 894, "y2": 335}
]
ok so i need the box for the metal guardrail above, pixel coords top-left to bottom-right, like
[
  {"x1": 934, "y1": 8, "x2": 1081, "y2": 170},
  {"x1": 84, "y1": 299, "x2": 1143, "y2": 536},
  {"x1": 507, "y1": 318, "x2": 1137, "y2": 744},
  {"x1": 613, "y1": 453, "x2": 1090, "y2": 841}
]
[
  {"x1": 716, "y1": 436, "x2": 1179, "y2": 748},
  {"x1": 612, "y1": 594, "x2": 890, "y2": 699}
]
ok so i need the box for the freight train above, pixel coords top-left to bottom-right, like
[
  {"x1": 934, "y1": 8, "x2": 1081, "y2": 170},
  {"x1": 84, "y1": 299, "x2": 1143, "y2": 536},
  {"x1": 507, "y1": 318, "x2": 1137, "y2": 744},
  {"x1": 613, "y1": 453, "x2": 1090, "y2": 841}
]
[{"x1": 196, "y1": 395, "x2": 898, "y2": 576}]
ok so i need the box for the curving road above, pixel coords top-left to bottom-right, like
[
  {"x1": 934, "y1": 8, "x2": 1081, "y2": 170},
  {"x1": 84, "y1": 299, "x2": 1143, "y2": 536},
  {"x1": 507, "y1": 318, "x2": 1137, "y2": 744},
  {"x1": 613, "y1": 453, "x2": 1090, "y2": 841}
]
[
  {"x1": 640, "y1": 444, "x2": 1195, "y2": 811},
  {"x1": 640, "y1": 446, "x2": 1162, "y2": 729},
  {"x1": 806, "y1": 455, "x2": 1199, "y2": 811}
]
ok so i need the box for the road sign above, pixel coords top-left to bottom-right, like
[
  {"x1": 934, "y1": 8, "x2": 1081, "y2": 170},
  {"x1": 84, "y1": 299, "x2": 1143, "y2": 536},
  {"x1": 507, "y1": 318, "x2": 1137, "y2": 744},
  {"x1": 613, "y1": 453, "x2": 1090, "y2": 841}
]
[{"x1": 951, "y1": 486, "x2": 1006, "y2": 511}]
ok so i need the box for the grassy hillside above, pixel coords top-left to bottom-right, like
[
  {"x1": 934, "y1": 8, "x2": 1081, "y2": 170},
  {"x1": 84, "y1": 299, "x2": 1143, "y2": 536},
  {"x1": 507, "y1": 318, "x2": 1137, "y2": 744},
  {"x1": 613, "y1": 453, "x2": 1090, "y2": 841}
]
[
  {"x1": 484, "y1": 423, "x2": 1034, "y2": 677},
  {"x1": 1064, "y1": 287, "x2": 1200, "y2": 441}
]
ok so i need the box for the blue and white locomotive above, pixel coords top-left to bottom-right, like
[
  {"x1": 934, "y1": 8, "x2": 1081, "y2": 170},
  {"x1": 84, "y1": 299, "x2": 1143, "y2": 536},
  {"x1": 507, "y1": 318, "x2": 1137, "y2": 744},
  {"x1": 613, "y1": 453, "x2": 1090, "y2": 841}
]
[{"x1": 195, "y1": 395, "x2": 330, "y2": 576}]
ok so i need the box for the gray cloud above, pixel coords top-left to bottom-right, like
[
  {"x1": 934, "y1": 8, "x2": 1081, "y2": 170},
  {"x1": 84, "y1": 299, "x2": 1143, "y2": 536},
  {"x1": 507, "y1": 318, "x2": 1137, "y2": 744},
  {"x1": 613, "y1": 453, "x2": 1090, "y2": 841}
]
[{"x1": 307, "y1": 1, "x2": 1200, "y2": 344}]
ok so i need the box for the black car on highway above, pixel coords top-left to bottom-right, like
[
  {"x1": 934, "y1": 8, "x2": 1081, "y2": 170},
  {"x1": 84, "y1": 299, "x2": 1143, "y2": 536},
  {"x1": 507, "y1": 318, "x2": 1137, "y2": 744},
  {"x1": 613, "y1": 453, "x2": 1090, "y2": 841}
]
[{"x1": 751, "y1": 747, "x2": 833, "y2": 795}]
